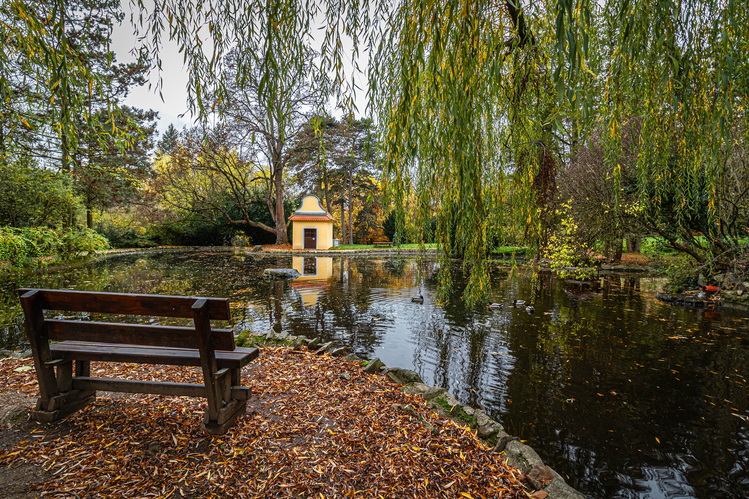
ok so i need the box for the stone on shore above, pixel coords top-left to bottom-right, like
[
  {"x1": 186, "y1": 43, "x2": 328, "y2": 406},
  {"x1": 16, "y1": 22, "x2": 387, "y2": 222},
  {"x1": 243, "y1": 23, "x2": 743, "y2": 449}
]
[
  {"x1": 385, "y1": 367, "x2": 424, "y2": 385},
  {"x1": 362, "y1": 357, "x2": 385, "y2": 374},
  {"x1": 263, "y1": 268, "x2": 300, "y2": 280}
]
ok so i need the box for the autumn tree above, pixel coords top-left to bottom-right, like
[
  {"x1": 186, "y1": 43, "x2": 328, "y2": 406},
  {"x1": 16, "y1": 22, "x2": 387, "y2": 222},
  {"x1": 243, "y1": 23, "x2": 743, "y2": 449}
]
[
  {"x1": 218, "y1": 47, "x2": 319, "y2": 245},
  {"x1": 76, "y1": 106, "x2": 158, "y2": 228},
  {"x1": 153, "y1": 126, "x2": 285, "y2": 242},
  {"x1": 288, "y1": 114, "x2": 380, "y2": 244}
]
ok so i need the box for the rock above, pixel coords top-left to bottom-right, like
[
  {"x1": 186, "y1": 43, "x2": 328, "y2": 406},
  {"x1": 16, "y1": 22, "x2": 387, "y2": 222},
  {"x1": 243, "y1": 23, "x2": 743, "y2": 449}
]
[
  {"x1": 503, "y1": 440, "x2": 544, "y2": 473},
  {"x1": 527, "y1": 465, "x2": 555, "y2": 490},
  {"x1": 292, "y1": 336, "x2": 306, "y2": 348},
  {"x1": 252, "y1": 245, "x2": 263, "y2": 252},
  {"x1": 10, "y1": 350, "x2": 32, "y2": 359},
  {"x1": 329, "y1": 346, "x2": 350, "y2": 357},
  {"x1": 276, "y1": 331, "x2": 289, "y2": 341},
  {"x1": 306, "y1": 337, "x2": 322, "y2": 350},
  {"x1": 263, "y1": 268, "x2": 300, "y2": 280},
  {"x1": 402, "y1": 383, "x2": 446, "y2": 401},
  {"x1": 315, "y1": 342, "x2": 335, "y2": 355},
  {"x1": 339, "y1": 372, "x2": 352, "y2": 380},
  {"x1": 493, "y1": 430, "x2": 516, "y2": 452},
  {"x1": 345, "y1": 353, "x2": 363, "y2": 363},
  {"x1": 385, "y1": 367, "x2": 424, "y2": 385},
  {"x1": 543, "y1": 475, "x2": 587, "y2": 499},
  {"x1": 427, "y1": 392, "x2": 463, "y2": 420},
  {"x1": 362, "y1": 358, "x2": 385, "y2": 374},
  {"x1": 475, "y1": 410, "x2": 504, "y2": 444},
  {"x1": 0, "y1": 349, "x2": 12, "y2": 359}
]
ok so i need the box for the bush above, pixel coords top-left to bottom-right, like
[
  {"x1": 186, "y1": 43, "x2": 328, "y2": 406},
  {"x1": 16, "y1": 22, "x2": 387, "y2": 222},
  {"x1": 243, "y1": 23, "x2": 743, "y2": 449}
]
[
  {"x1": 663, "y1": 256, "x2": 701, "y2": 293},
  {"x1": 0, "y1": 226, "x2": 108, "y2": 270},
  {"x1": 59, "y1": 229, "x2": 109, "y2": 260},
  {"x1": 543, "y1": 205, "x2": 598, "y2": 280},
  {"x1": 0, "y1": 227, "x2": 33, "y2": 267},
  {"x1": 641, "y1": 237, "x2": 678, "y2": 257},
  {"x1": 96, "y1": 221, "x2": 157, "y2": 249}
]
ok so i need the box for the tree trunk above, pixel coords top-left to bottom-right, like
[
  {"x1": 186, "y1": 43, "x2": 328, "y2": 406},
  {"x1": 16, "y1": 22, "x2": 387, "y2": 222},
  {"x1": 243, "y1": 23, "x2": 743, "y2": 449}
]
[
  {"x1": 273, "y1": 166, "x2": 288, "y2": 245},
  {"x1": 626, "y1": 235, "x2": 641, "y2": 253},
  {"x1": 340, "y1": 201, "x2": 346, "y2": 244},
  {"x1": 347, "y1": 169, "x2": 354, "y2": 244}
]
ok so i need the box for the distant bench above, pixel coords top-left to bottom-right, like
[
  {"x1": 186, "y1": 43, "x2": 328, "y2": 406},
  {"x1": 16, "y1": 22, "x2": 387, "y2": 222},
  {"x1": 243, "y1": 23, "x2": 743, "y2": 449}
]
[
  {"x1": 18, "y1": 288, "x2": 259, "y2": 435},
  {"x1": 373, "y1": 241, "x2": 393, "y2": 248}
]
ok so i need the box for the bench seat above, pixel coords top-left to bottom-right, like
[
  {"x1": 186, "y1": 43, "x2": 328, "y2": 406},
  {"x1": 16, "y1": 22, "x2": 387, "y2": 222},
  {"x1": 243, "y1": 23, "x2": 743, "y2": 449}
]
[
  {"x1": 19, "y1": 288, "x2": 259, "y2": 435},
  {"x1": 50, "y1": 341, "x2": 259, "y2": 369}
]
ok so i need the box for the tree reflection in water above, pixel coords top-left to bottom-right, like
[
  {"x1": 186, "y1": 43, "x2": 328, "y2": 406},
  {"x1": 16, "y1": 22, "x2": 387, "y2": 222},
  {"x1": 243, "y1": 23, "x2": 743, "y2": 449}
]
[{"x1": 0, "y1": 249, "x2": 747, "y2": 498}]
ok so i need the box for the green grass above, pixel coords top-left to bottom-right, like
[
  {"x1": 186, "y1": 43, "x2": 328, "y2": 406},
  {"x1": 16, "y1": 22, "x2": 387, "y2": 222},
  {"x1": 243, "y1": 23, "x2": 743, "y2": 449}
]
[{"x1": 490, "y1": 245, "x2": 525, "y2": 255}]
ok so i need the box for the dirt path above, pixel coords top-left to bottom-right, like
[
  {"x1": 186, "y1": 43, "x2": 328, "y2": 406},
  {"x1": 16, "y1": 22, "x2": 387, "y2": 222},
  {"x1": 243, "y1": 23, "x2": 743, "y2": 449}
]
[{"x1": 1, "y1": 349, "x2": 529, "y2": 498}]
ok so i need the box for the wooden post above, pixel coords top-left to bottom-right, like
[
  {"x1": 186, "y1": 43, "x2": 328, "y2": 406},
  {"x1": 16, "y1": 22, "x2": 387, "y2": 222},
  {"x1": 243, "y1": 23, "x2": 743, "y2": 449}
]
[
  {"x1": 192, "y1": 299, "x2": 221, "y2": 422},
  {"x1": 19, "y1": 289, "x2": 59, "y2": 407}
]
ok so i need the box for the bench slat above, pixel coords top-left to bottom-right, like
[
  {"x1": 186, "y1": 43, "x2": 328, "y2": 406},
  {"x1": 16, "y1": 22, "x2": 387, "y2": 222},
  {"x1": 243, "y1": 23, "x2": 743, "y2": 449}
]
[
  {"x1": 49, "y1": 342, "x2": 259, "y2": 369},
  {"x1": 71, "y1": 377, "x2": 250, "y2": 400},
  {"x1": 45, "y1": 320, "x2": 236, "y2": 351},
  {"x1": 19, "y1": 288, "x2": 231, "y2": 320}
]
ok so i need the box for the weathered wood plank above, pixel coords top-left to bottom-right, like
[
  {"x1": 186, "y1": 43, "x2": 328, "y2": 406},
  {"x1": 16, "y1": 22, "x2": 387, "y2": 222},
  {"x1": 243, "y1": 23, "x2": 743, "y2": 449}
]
[
  {"x1": 49, "y1": 342, "x2": 259, "y2": 369},
  {"x1": 72, "y1": 377, "x2": 208, "y2": 397},
  {"x1": 18, "y1": 288, "x2": 231, "y2": 320},
  {"x1": 70, "y1": 378, "x2": 250, "y2": 400},
  {"x1": 20, "y1": 290, "x2": 59, "y2": 405},
  {"x1": 45, "y1": 320, "x2": 235, "y2": 351}
]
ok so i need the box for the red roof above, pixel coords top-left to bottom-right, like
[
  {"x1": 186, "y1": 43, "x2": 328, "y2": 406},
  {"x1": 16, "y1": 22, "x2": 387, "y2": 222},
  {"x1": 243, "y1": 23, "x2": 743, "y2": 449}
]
[{"x1": 289, "y1": 214, "x2": 336, "y2": 221}]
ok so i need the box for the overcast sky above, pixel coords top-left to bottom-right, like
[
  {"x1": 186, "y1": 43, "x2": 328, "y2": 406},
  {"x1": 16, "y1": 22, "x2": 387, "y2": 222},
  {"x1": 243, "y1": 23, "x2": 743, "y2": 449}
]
[
  {"x1": 110, "y1": 20, "x2": 193, "y2": 135},
  {"x1": 109, "y1": 13, "x2": 370, "y2": 139}
]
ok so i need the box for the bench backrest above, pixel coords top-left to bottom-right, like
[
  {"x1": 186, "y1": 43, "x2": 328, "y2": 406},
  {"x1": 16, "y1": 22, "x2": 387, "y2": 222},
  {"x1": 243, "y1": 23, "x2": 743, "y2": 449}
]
[{"x1": 18, "y1": 288, "x2": 235, "y2": 351}]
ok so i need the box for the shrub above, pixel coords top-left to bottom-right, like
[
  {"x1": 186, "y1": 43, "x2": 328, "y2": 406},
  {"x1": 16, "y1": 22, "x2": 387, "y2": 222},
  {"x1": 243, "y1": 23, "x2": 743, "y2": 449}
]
[
  {"x1": 0, "y1": 227, "x2": 109, "y2": 270},
  {"x1": 543, "y1": 205, "x2": 599, "y2": 280},
  {"x1": 59, "y1": 229, "x2": 109, "y2": 260}
]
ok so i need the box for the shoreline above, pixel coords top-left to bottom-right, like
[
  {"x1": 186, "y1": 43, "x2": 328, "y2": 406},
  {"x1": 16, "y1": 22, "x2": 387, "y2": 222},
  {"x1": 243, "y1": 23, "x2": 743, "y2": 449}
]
[{"x1": 0, "y1": 340, "x2": 585, "y2": 499}]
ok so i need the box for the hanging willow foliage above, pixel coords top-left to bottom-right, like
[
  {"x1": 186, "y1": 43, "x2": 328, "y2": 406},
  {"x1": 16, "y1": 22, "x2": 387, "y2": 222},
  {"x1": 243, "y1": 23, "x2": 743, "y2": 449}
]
[{"x1": 5, "y1": 0, "x2": 746, "y2": 304}]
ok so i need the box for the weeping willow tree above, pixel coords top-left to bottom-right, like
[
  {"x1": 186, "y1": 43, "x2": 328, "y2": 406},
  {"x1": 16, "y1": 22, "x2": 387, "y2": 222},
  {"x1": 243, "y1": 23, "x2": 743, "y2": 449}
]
[{"x1": 5, "y1": 0, "x2": 748, "y2": 302}]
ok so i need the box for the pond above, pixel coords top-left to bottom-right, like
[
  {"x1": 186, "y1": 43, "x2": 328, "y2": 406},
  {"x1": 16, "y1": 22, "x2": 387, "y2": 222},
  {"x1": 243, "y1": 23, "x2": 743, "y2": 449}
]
[{"x1": 1, "y1": 249, "x2": 747, "y2": 498}]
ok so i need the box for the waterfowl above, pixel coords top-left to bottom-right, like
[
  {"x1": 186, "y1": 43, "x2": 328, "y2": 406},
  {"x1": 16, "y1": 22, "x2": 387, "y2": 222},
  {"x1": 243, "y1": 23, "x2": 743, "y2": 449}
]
[
  {"x1": 411, "y1": 295, "x2": 424, "y2": 304},
  {"x1": 525, "y1": 305, "x2": 535, "y2": 314},
  {"x1": 488, "y1": 302, "x2": 503, "y2": 310},
  {"x1": 513, "y1": 299, "x2": 526, "y2": 307}
]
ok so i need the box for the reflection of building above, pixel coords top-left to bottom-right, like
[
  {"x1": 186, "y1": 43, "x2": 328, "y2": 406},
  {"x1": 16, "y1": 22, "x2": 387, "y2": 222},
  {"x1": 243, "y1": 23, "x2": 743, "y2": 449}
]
[
  {"x1": 289, "y1": 195, "x2": 337, "y2": 250},
  {"x1": 291, "y1": 256, "x2": 334, "y2": 306}
]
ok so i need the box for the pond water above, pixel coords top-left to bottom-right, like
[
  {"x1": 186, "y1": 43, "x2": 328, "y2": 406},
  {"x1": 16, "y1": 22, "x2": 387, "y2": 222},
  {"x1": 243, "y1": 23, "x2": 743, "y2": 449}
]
[{"x1": 1, "y1": 249, "x2": 747, "y2": 498}]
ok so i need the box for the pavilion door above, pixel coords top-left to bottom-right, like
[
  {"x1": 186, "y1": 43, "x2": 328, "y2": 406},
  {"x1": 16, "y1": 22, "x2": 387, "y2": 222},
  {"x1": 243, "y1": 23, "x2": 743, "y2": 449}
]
[{"x1": 303, "y1": 228, "x2": 317, "y2": 249}]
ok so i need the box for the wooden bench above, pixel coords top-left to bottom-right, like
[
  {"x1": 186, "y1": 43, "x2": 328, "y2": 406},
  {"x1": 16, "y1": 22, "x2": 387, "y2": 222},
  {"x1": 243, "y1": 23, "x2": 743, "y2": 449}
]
[
  {"x1": 18, "y1": 288, "x2": 259, "y2": 435},
  {"x1": 373, "y1": 241, "x2": 393, "y2": 248}
]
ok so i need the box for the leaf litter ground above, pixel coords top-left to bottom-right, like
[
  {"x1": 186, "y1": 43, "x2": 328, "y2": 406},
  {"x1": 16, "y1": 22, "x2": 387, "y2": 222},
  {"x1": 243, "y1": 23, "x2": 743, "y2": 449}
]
[{"x1": 0, "y1": 348, "x2": 528, "y2": 498}]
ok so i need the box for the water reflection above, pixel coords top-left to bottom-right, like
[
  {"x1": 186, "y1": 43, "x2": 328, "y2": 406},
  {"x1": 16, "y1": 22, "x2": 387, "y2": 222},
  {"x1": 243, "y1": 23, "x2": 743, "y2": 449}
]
[
  {"x1": 0, "y1": 250, "x2": 747, "y2": 498},
  {"x1": 291, "y1": 257, "x2": 333, "y2": 308}
]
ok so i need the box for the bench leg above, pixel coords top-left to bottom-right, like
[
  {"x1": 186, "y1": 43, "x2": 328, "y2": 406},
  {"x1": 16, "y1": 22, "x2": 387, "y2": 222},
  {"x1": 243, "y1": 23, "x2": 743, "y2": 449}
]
[
  {"x1": 31, "y1": 360, "x2": 96, "y2": 422},
  {"x1": 202, "y1": 399, "x2": 248, "y2": 435},
  {"x1": 31, "y1": 391, "x2": 96, "y2": 422},
  {"x1": 201, "y1": 368, "x2": 249, "y2": 435}
]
